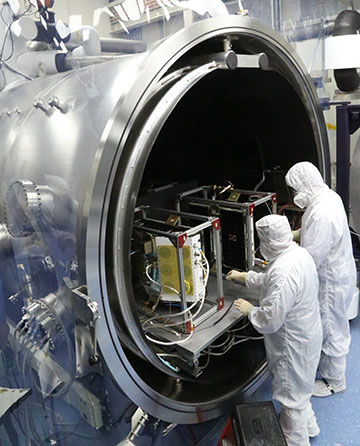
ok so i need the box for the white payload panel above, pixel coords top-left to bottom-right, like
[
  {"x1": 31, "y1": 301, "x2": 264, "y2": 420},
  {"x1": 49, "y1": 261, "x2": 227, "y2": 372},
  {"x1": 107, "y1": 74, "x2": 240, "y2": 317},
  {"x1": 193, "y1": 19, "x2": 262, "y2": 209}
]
[{"x1": 155, "y1": 234, "x2": 205, "y2": 303}]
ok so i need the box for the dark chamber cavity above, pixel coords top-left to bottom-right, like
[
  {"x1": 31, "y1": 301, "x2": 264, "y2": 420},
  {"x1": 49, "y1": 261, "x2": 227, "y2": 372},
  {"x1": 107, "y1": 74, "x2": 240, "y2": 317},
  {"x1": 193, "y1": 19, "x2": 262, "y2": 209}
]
[{"x1": 141, "y1": 68, "x2": 318, "y2": 203}]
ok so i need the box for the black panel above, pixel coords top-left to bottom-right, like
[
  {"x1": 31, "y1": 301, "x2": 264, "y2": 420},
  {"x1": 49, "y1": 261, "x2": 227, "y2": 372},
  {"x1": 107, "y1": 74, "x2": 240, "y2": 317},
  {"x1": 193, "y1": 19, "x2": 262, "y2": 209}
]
[{"x1": 220, "y1": 209, "x2": 246, "y2": 270}]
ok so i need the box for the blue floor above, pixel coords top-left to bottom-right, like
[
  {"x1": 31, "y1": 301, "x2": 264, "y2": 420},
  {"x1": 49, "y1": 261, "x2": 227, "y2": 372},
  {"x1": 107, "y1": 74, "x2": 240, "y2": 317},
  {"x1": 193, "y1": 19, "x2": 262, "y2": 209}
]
[
  {"x1": 195, "y1": 313, "x2": 360, "y2": 446},
  {"x1": 310, "y1": 315, "x2": 360, "y2": 446},
  {"x1": 242, "y1": 314, "x2": 360, "y2": 446}
]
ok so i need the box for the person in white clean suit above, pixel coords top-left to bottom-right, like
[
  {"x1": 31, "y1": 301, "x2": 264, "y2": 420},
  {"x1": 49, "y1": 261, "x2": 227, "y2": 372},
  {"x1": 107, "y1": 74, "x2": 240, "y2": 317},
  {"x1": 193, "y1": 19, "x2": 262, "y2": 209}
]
[
  {"x1": 285, "y1": 161, "x2": 356, "y2": 397},
  {"x1": 226, "y1": 215, "x2": 322, "y2": 446}
]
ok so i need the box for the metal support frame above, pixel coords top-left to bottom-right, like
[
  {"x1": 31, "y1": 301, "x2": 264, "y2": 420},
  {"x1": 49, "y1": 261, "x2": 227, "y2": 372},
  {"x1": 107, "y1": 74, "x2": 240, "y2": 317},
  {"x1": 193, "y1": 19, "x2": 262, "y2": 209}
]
[
  {"x1": 213, "y1": 221, "x2": 224, "y2": 310},
  {"x1": 175, "y1": 239, "x2": 188, "y2": 322},
  {"x1": 177, "y1": 187, "x2": 277, "y2": 270},
  {"x1": 336, "y1": 104, "x2": 360, "y2": 217},
  {"x1": 178, "y1": 187, "x2": 276, "y2": 211},
  {"x1": 133, "y1": 206, "x2": 223, "y2": 333},
  {"x1": 246, "y1": 208, "x2": 254, "y2": 272},
  {"x1": 71, "y1": 284, "x2": 101, "y2": 377}
]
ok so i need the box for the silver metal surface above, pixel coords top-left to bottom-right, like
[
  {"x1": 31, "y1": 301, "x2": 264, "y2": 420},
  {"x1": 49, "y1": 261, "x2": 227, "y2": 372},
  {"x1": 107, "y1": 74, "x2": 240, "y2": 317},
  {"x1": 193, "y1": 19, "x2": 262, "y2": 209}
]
[
  {"x1": 193, "y1": 302, "x2": 218, "y2": 327},
  {"x1": 175, "y1": 243, "x2": 188, "y2": 316},
  {"x1": 0, "y1": 387, "x2": 31, "y2": 420},
  {"x1": 72, "y1": 286, "x2": 100, "y2": 377},
  {"x1": 214, "y1": 224, "x2": 224, "y2": 301},
  {"x1": 8, "y1": 320, "x2": 104, "y2": 428},
  {"x1": 237, "y1": 52, "x2": 269, "y2": 69},
  {"x1": 166, "y1": 277, "x2": 256, "y2": 359},
  {"x1": 247, "y1": 212, "x2": 254, "y2": 272},
  {"x1": 0, "y1": 16, "x2": 330, "y2": 424}
]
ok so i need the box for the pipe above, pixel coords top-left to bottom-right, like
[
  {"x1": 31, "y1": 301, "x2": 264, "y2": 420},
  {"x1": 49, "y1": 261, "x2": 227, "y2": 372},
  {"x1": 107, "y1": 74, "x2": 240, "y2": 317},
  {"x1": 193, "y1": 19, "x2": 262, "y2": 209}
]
[
  {"x1": 68, "y1": 26, "x2": 101, "y2": 57},
  {"x1": 31, "y1": 23, "x2": 102, "y2": 57},
  {"x1": 333, "y1": 10, "x2": 360, "y2": 92},
  {"x1": 100, "y1": 37, "x2": 147, "y2": 54},
  {"x1": 16, "y1": 50, "x2": 60, "y2": 78},
  {"x1": 182, "y1": 51, "x2": 238, "y2": 70},
  {"x1": 64, "y1": 54, "x2": 128, "y2": 70},
  {"x1": 15, "y1": 16, "x2": 39, "y2": 41},
  {"x1": 284, "y1": 19, "x2": 334, "y2": 43},
  {"x1": 18, "y1": 51, "x2": 131, "y2": 77}
]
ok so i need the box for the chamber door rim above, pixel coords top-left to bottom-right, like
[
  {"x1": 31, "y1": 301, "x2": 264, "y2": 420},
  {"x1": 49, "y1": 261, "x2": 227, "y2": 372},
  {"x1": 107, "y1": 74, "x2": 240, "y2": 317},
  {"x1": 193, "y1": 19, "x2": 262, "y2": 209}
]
[{"x1": 112, "y1": 61, "x2": 227, "y2": 378}]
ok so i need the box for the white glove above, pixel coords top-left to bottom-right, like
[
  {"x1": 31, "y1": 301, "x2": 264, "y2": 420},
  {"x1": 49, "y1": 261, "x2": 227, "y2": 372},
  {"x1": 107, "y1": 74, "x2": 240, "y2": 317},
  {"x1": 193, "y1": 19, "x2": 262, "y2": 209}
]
[
  {"x1": 234, "y1": 298, "x2": 253, "y2": 316},
  {"x1": 292, "y1": 229, "x2": 301, "y2": 243},
  {"x1": 226, "y1": 270, "x2": 247, "y2": 283}
]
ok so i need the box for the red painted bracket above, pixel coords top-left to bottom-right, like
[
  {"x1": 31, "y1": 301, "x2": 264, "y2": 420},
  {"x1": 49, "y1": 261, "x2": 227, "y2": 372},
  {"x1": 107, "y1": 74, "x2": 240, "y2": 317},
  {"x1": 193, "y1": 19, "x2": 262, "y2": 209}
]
[
  {"x1": 217, "y1": 296, "x2": 225, "y2": 310},
  {"x1": 217, "y1": 418, "x2": 234, "y2": 446},
  {"x1": 212, "y1": 218, "x2": 221, "y2": 230},
  {"x1": 177, "y1": 233, "x2": 187, "y2": 248},
  {"x1": 248, "y1": 203, "x2": 255, "y2": 216}
]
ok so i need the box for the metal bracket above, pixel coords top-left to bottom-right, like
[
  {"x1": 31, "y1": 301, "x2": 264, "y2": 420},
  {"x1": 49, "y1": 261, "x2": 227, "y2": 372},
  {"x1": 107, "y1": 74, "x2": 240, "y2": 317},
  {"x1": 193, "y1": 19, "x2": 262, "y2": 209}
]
[
  {"x1": 33, "y1": 98, "x2": 54, "y2": 116},
  {"x1": 162, "y1": 422, "x2": 178, "y2": 437},
  {"x1": 71, "y1": 286, "x2": 101, "y2": 377},
  {"x1": 236, "y1": 53, "x2": 269, "y2": 70},
  {"x1": 48, "y1": 96, "x2": 70, "y2": 114},
  {"x1": 117, "y1": 408, "x2": 149, "y2": 446}
]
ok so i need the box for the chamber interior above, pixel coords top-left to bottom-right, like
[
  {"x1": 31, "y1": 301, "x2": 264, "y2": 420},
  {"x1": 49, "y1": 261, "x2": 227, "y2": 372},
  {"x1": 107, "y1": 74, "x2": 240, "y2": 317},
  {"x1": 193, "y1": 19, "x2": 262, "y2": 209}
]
[
  {"x1": 113, "y1": 63, "x2": 320, "y2": 404},
  {"x1": 140, "y1": 68, "x2": 318, "y2": 200}
]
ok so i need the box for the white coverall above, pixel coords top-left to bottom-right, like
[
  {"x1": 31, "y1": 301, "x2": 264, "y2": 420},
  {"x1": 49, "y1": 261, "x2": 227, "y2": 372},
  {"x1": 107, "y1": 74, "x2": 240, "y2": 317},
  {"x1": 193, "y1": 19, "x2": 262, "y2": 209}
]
[
  {"x1": 286, "y1": 162, "x2": 356, "y2": 384},
  {"x1": 246, "y1": 215, "x2": 322, "y2": 446}
]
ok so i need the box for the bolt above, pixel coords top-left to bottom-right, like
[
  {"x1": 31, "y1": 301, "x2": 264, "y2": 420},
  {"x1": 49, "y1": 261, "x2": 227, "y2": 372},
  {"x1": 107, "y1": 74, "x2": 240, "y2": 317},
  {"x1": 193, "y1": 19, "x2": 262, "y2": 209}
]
[{"x1": 89, "y1": 355, "x2": 100, "y2": 367}]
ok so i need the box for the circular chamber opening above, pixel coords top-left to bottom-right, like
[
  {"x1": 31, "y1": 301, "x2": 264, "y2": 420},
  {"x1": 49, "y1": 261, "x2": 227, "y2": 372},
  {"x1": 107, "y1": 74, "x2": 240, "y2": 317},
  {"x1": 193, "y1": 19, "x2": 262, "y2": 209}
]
[{"x1": 99, "y1": 25, "x2": 329, "y2": 423}]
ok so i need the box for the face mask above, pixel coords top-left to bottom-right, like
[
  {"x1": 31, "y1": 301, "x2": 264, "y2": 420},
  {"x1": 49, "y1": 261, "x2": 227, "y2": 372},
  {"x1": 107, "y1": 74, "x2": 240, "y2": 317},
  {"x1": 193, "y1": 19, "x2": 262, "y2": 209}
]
[
  {"x1": 293, "y1": 191, "x2": 308, "y2": 209},
  {"x1": 259, "y1": 241, "x2": 273, "y2": 261}
]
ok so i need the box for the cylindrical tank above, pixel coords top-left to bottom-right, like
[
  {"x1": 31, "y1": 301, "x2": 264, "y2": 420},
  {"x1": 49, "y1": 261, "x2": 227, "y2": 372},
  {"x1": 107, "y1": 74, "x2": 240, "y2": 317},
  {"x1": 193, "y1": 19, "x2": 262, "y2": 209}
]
[{"x1": 0, "y1": 17, "x2": 329, "y2": 424}]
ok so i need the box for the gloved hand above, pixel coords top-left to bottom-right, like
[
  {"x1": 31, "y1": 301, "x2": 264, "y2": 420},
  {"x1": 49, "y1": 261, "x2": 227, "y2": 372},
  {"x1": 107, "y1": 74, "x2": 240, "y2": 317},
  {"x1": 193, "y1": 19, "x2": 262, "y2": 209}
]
[
  {"x1": 226, "y1": 270, "x2": 247, "y2": 283},
  {"x1": 234, "y1": 298, "x2": 253, "y2": 316},
  {"x1": 292, "y1": 229, "x2": 301, "y2": 243}
]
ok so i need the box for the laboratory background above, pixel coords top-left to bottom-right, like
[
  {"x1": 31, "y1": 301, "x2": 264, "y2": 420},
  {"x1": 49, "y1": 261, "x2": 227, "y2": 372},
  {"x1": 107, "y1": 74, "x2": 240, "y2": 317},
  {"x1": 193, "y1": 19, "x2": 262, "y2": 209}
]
[{"x1": 0, "y1": 1, "x2": 359, "y2": 445}]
